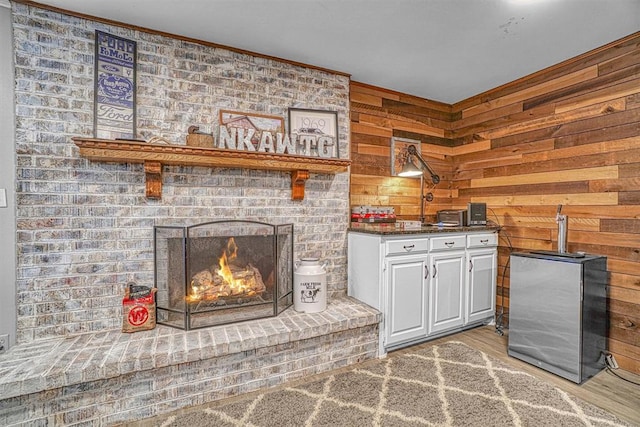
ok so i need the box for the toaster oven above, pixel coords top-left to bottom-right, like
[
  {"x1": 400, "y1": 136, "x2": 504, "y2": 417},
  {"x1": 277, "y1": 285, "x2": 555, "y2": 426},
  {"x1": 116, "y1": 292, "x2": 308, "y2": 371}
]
[{"x1": 436, "y1": 209, "x2": 467, "y2": 226}]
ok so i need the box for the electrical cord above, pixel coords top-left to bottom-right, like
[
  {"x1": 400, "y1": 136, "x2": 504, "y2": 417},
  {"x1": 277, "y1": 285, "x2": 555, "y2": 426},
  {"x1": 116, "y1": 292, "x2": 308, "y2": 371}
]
[
  {"x1": 604, "y1": 353, "x2": 640, "y2": 386},
  {"x1": 487, "y1": 207, "x2": 513, "y2": 337},
  {"x1": 606, "y1": 367, "x2": 640, "y2": 386}
]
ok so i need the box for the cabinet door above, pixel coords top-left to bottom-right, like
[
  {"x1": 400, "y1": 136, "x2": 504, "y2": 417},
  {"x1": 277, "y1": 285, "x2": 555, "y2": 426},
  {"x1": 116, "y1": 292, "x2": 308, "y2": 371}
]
[
  {"x1": 466, "y1": 248, "x2": 497, "y2": 324},
  {"x1": 385, "y1": 255, "x2": 429, "y2": 347},
  {"x1": 429, "y1": 251, "x2": 465, "y2": 334}
]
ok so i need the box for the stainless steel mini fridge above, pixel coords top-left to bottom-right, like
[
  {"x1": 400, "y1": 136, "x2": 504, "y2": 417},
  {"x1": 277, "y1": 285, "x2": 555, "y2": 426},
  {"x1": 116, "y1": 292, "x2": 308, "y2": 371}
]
[{"x1": 508, "y1": 252, "x2": 607, "y2": 384}]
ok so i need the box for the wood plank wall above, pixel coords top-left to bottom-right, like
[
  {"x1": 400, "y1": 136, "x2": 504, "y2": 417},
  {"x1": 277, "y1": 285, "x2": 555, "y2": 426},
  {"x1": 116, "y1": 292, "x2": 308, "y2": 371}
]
[
  {"x1": 349, "y1": 32, "x2": 640, "y2": 374},
  {"x1": 350, "y1": 83, "x2": 455, "y2": 219}
]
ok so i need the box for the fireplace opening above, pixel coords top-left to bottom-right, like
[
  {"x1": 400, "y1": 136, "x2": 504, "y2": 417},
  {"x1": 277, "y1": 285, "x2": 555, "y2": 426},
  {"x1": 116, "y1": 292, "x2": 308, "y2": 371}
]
[{"x1": 154, "y1": 220, "x2": 294, "y2": 330}]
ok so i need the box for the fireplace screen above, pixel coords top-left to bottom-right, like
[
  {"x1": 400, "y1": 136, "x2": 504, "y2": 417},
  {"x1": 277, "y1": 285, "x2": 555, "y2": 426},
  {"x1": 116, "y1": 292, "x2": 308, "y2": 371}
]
[{"x1": 154, "y1": 220, "x2": 293, "y2": 330}]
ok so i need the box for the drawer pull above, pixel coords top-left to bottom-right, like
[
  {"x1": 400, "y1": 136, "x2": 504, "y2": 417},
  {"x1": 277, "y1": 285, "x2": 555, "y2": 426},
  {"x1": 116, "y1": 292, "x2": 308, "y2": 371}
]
[
  {"x1": 403, "y1": 244, "x2": 415, "y2": 251},
  {"x1": 445, "y1": 241, "x2": 455, "y2": 248},
  {"x1": 480, "y1": 239, "x2": 489, "y2": 245}
]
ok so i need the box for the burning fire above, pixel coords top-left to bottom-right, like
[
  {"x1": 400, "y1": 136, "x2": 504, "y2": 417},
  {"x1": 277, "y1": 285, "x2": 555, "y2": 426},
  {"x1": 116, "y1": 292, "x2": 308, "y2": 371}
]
[
  {"x1": 217, "y1": 238, "x2": 241, "y2": 289},
  {"x1": 188, "y1": 237, "x2": 266, "y2": 302}
]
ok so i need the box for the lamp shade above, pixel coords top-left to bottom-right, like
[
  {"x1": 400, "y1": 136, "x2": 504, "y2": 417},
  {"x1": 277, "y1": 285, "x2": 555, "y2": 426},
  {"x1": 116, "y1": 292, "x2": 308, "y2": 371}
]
[{"x1": 398, "y1": 160, "x2": 422, "y2": 177}]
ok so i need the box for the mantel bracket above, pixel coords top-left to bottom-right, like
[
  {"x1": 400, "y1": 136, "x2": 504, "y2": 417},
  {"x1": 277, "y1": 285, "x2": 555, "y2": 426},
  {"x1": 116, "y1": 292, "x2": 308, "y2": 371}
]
[
  {"x1": 144, "y1": 161, "x2": 163, "y2": 199},
  {"x1": 291, "y1": 170, "x2": 310, "y2": 200}
]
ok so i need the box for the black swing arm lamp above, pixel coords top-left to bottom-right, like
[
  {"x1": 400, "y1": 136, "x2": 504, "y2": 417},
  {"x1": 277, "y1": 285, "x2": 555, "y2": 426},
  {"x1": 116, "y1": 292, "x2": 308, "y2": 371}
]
[
  {"x1": 398, "y1": 145, "x2": 440, "y2": 184},
  {"x1": 398, "y1": 144, "x2": 440, "y2": 223}
]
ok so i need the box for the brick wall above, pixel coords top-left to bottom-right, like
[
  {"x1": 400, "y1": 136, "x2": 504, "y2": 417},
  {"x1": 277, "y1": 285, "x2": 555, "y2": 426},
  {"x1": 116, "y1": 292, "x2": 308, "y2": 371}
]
[{"x1": 11, "y1": 3, "x2": 350, "y2": 343}]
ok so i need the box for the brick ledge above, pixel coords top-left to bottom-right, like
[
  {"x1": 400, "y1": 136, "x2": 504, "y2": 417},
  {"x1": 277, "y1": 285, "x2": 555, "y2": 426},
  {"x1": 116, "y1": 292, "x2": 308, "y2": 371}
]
[{"x1": 0, "y1": 296, "x2": 380, "y2": 400}]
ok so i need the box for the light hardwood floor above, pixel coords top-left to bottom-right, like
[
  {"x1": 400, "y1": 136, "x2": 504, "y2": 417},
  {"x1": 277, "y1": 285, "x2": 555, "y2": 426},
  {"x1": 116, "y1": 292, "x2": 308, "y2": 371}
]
[{"x1": 402, "y1": 326, "x2": 640, "y2": 426}]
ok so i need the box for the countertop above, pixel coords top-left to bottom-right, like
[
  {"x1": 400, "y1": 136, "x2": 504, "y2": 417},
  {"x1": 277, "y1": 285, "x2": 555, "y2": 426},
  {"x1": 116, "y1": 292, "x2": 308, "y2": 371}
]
[{"x1": 348, "y1": 222, "x2": 500, "y2": 236}]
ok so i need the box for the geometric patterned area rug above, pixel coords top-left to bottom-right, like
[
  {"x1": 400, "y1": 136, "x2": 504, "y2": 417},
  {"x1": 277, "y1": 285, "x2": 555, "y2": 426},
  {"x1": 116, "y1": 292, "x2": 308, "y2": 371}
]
[{"x1": 146, "y1": 341, "x2": 631, "y2": 427}]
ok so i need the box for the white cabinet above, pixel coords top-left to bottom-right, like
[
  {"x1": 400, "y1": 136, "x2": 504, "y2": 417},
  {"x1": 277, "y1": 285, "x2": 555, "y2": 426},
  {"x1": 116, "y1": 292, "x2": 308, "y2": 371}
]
[
  {"x1": 348, "y1": 229, "x2": 498, "y2": 355},
  {"x1": 428, "y1": 234, "x2": 467, "y2": 334},
  {"x1": 385, "y1": 253, "x2": 429, "y2": 347},
  {"x1": 429, "y1": 249, "x2": 466, "y2": 334},
  {"x1": 466, "y1": 247, "x2": 497, "y2": 324},
  {"x1": 465, "y1": 233, "x2": 498, "y2": 325}
]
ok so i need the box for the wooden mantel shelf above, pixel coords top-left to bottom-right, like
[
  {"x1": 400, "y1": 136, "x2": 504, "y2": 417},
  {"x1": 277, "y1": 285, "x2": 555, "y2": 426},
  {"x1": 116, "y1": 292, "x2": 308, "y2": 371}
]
[{"x1": 72, "y1": 137, "x2": 351, "y2": 200}]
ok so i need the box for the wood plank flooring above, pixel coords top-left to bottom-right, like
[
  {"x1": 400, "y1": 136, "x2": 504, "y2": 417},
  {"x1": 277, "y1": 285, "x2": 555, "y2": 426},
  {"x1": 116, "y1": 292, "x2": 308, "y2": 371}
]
[{"x1": 400, "y1": 326, "x2": 640, "y2": 426}]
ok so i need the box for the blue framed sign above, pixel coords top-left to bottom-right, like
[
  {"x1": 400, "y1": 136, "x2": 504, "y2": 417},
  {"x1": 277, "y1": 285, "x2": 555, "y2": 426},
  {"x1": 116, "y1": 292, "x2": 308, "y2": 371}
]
[{"x1": 94, "y1": 30, "x2": 136, "y2": 139}]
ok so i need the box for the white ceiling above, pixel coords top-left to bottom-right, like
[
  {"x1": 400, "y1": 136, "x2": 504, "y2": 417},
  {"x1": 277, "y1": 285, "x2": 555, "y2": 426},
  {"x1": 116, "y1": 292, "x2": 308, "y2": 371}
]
[{"x1": 35, "y1": 0, "x2": 640, "y2": 104}]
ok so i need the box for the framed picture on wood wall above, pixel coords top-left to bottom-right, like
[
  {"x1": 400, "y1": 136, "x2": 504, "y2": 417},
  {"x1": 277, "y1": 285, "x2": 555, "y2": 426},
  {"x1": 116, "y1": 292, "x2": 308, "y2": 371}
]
[
  {"x1": 288, "y1": 108, "x2": 339, "y2": 158},
  {"x1": 391, "y1": 137, "x2": 421, "y2": 177}
]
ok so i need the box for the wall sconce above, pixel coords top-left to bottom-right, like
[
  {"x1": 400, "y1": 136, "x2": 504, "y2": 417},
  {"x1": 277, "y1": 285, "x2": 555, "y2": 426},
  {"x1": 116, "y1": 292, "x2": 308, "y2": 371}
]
[{"x1": 398, "y1": 145, "x2": 440, "y2": 223}]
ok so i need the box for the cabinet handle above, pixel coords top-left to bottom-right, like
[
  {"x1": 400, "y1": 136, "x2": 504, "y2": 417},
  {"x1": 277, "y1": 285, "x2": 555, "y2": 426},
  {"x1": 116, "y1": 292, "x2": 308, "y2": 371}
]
[
  {"x1": 469, "y1": 260, "x2": 473, "y2": 272},
  {"x1": 480, "y1": 239, "x2": 489, "y2": 245},
  {"x1": 403, "y1": 244, "x2": 415, "y2": 251},
  {"x1": 424, "y1": 265, "x2": 429, "y2": 279},
  {"x1": 432, "y1": 265, "x2": 437, "y2": 278},
  {"x1": 445, "y1": 241, "x2": 455, "y2": 248}
]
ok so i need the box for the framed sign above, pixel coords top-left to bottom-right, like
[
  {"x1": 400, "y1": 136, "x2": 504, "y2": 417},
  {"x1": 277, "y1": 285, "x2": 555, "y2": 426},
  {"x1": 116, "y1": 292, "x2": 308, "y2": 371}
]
[
  {"x1": 288, "y1": 108, "x2": 339, "y2": 158},
  {"x1": 219, "y1": 110, "x2": 284, "y2": 137},
  {"x1": 94, "y1": 30, "x2": 137, "y2": 140}
]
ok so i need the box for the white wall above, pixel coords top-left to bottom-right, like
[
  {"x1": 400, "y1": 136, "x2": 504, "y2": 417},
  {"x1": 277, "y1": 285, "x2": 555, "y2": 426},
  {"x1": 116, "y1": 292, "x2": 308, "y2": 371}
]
[{"x1": 0, "y1": 0, "x2": 16, "y2": 347}]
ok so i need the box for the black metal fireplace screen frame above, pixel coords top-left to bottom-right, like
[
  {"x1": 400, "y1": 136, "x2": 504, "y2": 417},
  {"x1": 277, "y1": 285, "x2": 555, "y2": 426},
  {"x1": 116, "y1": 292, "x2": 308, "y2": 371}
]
[{"x1": 154, "y1": 220, "x2": 294, "y2": 330}]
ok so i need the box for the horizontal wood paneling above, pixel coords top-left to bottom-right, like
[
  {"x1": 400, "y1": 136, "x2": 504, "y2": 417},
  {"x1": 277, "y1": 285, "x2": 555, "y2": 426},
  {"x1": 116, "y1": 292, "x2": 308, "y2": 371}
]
[
  {"x1": 460, "y1": 66, "x2": 599, "y2": 119},
  {"x1": 350, "y1": 82, "x2": 455, "y2": 221},
  {"x1": 450, "y1": 32, "x2": 640, "y2": 375},
  {"x1": 452, "y1": 32, "x2": 640, "y2": 113},
  {"x1": 350, "y1": 32, "x2": 640, "y2": 374},
  {"x1": 470, "y1": 166, "x2": 619, "y2": 188}
]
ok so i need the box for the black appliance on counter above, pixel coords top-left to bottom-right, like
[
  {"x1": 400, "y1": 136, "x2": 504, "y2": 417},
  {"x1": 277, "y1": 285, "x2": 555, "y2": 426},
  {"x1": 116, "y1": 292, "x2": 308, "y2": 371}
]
[
  {"x1": 436, "y1": 203, "x2": 486, "y2": 226},
  {"x1": 467, "y1": 202, "x2": 487, "y2": 226}
]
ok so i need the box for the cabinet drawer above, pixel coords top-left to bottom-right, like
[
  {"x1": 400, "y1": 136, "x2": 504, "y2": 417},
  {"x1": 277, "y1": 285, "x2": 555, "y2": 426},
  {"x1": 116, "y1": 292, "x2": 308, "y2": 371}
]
[
  {"x1": 386, "y1": 238, "x2": 429, "y2": 255},
  {"x1": 467, "y1": 233, "x2": 498, "y2": 248},
  {"x1": 430, "y1": 235, "x2": 466, "y2": 251}
]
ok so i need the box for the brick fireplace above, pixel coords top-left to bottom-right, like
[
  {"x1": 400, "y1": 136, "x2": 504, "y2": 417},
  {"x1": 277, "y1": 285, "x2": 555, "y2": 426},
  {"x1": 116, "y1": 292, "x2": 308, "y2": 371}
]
[
  {"x1": 10, "y1": 2, "x2": 351, "y2": 343},
  {"x1": 0, "y1": 3, "x2": 380, "y2": 425},
  {"x1": 155, "y1": 220, "x2": 294, "y2": 329}
]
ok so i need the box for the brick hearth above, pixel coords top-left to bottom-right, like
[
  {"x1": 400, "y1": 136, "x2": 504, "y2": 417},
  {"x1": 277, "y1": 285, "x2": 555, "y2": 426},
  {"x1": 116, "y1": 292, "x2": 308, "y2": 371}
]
[{"x1": 0, "y1": 297, "x2": 379, "y2": 425}]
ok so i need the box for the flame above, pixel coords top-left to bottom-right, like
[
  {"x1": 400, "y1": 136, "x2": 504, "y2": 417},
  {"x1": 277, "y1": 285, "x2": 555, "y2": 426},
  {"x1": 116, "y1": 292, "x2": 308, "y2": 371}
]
[
  {"x1": 188, "y1": 237, "x2": 264, "y2": 302},
  {"x1": 217, "y1": 237, "x2": 242, "y2": 290},
  {"x1": 214, "y1": 237, "x2": 248, "y2": 295}
]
